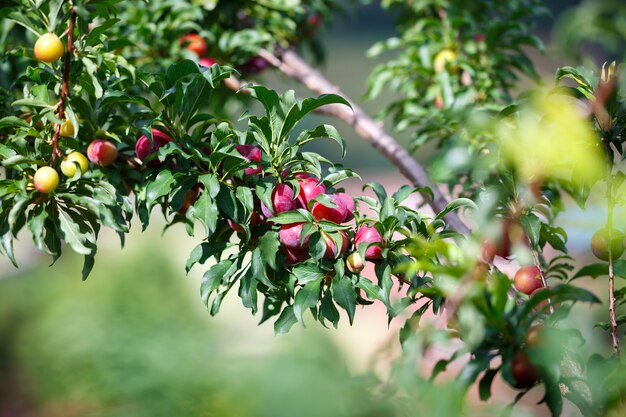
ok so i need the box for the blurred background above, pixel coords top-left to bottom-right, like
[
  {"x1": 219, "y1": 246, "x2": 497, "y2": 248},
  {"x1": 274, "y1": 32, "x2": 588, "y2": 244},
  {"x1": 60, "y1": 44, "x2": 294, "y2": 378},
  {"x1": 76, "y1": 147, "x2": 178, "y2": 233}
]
[{"x1": 1, "y1": 0, "x2": 624, "y2": 416}]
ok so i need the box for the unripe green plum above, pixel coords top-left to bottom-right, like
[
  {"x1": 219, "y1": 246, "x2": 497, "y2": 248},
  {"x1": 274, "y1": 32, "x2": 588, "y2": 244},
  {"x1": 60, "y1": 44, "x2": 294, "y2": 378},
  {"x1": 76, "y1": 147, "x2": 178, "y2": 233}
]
[
  {"x1": 590, "y1": 228, "x2": 624, "y2": 261},
  {"x1": 33, "y1": 166, "x2": 59, "y2": 193}
]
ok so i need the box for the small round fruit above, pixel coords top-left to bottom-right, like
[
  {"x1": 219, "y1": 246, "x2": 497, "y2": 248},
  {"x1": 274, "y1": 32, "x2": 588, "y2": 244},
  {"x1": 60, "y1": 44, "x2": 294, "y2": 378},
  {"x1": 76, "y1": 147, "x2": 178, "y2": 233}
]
[
  {"x1": 235, "y1": 144, "x2": 262, "y2": 175},
  {"x1": 135, "y1": 129, "x2": 172, "y2": 162},
  {"x1": 311, "y1": 194, "x2": 348, "y2": 224},
  {"x1": 590, "y1": 228, "x2": 625, "y2": 261},
  {"x1": 59, "y1": 119, "x2": 75, "y2": 137},
  {"x1": 510, "y1": 351, "x2": 539, "y2": 389},
  {"x1": 279, "y1": 223, "x2": 309, "y2": 250},
  {"x1": 60, "y1": 151, "x2": 89, "y2": 177},
  {"x1": 296, "y1": 177, "x2": 326, "y2": 209},
  {"x1": 179, "y1": 34, "x2": 207, "y2": 56},
  {"x1": 354, "y1": 225, "x2": 383, "y2": 259},
  {"x1": 179, "y1": 185, "x2": 202, "y2": 215},
  {"x1": 321, "y1": 230, "x2": 349, "y2": 259},
  {"x1": 514, "y1": 266, "x2": 543, "y2": 295},
  {"x1": 262, "y1": 184, "x2": 298, "y2": 217},
  {"x1": 283, "y1": 246, "x2": 310, "y2": 266},
  {"x1": 346, "y1": 252, "x2": 364, "y2": 274},
  {"x1": 87, "y1": 139, "x2": 118, "y2": 166},
  {"x1": 433, "y1": 49, "x2": 456, "y2": 73},
  {"x1": 33, "y1": 166, "x2": 59, "y2": 193},
  {"x1": 34, "y1": 33, "x2": 64, "y2": 63},
  {"x1": 199, "y1": 57, "x2": 217, "y2": 67},
  {"x1": 335, "y1": 193, "x2": 356, "y2": 221},
  {"x1": 238, "y1": 56, "x2": 269, "y2": 75}
]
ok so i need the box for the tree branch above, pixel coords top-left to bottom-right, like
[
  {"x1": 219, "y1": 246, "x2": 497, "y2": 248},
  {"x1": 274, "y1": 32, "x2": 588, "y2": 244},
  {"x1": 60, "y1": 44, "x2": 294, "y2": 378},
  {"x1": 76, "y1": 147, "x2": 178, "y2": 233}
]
[
  {"x1": 254, "y1": 48, "x2": 470, "y2": 235},
  {"x1": 50, "y1": 1, "x2": 76, "y2": 164}
]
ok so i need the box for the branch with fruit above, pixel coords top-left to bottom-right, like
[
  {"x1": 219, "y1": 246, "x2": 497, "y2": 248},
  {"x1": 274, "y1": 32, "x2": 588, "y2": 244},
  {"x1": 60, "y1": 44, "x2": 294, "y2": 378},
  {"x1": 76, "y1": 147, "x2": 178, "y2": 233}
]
[{"x1": 1, "y1": 1, "x2": 626, "y2": 416}]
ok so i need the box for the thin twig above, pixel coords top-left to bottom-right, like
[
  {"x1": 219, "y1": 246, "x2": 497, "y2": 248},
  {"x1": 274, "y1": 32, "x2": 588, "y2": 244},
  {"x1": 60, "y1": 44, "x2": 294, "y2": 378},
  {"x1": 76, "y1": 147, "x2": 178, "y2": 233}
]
[
  {"x1": 531, "y1": 249, "x2": 555, "y2": 314},
  {"x1": 253, "y1": 48, "x2": 470, "y2": 235},
  {"x1": 606, "y1": 173, "x2": 620, "y2": 355},
  {"x1": 50, "y1": 1, "x2": 76, "y2": 164}
]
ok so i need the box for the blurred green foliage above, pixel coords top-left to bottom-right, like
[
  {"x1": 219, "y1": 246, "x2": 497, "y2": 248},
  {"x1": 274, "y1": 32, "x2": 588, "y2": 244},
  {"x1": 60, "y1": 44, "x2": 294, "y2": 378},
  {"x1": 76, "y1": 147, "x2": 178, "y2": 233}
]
[{"x1": 0, "y1": 247, "x2": 397, "y2": 417}]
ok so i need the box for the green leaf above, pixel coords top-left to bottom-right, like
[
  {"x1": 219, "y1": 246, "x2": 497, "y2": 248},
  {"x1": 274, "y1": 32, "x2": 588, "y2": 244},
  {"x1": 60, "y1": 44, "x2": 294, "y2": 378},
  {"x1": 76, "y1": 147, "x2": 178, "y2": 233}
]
[
  {"x1": 280, "y1": 94, "x2": 351, "y2": 142},
  {"x1": 293, "y1": 278, "x2": 322, "y2": 323},
  {"x1": 58, "y1": 212, "x2": 95, "y2": 256},
  {"x1": 186, "y1": 242, "x2": 231, "y2": 273},
  {"x1": 269, "y1": 210, "x2": 309, "y2": 224},
  {"x1": 146, "y1": 170, "x2": 175, "y2": 208},
  {"x1": 0, "y1": 116, "x2": 29, "y2": 129},
  {"x1": 363, "y1": 182, "x2": 387, "y2": 203},
  {"x1": 521, "y1": 214, "x2": 541, "y2": 247},
  {"x1": 435, "y1": 198, "x2": 477, "y2": 220},
  {"x1": 320, "y1": 290, "x2": 340, "y2": 328},
  {"x1": 82, "y1": 254, "x2": 95, "y2": 281},
  {"x1": 356, "y1": 277, "x2": 383, "y2": 301},
  {"x1": 239, "y1": 268, "x2": 258, "y2": 314},
  {"x1": 258, "y1": 231, "x2": 281, "y2": 270},
  {"x1": 478, "y1": 369, "x2": 498, "y2": 401},
  {"x1": 332, "y1": 276, "x2": 356, "y2": 324},
  {"x1": 200, "y1": 260, "x2": 232, "y2": 307},
  {"x1": 572, "y1": 263, "x2": 608, "y2": 280},
  {"x1": 274, "y1": 305, "x2": 298, "y2": 334},
  {"x1": 291, "y1": 262, "x2": 326, "y2": 284},
  {"x1": 193, "y1": 191, "x2": 218, "y2": 237},
  {"x1": 295, "y1": 124, "x2": 346, "y2": 158}
]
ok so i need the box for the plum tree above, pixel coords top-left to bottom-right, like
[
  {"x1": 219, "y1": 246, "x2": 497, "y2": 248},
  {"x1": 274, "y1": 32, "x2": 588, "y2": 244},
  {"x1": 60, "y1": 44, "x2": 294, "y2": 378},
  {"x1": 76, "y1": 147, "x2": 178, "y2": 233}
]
[{"x1": 1, "y1": 1, "x2": 625, "y2": 416}]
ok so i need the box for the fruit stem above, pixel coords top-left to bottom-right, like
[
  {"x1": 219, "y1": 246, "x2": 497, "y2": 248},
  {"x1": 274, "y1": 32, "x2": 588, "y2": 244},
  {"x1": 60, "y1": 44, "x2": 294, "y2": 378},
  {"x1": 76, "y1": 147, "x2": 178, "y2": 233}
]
[{"x1": 50, "y1": 0, "x2": 76, "y2": 165}]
